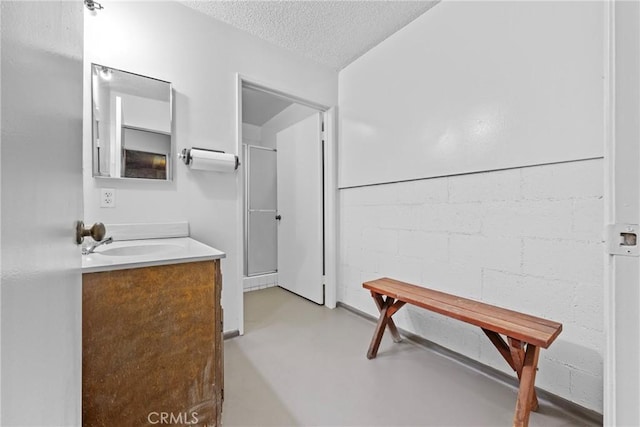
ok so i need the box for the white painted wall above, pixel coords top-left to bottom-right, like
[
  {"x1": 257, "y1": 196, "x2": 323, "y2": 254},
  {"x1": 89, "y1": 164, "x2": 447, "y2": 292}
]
[
  {"x1": 120, "y1": 94, "x2": 170, "y2": 133},
  {"x1": 339, "y1": 1, "x2": 605, "y2": 188},
  {"x1": 1, "y1": 1, "x2": 83, "y2": 424},
  {"x1": 83, "y1": 2, "x2": 338, "y2": 333},
  {"x1": 242, "y1": 123, "x2": 262, "y2": 145},
  {"x1": 261, "y1": 103, "x2": 318, "y2": 149},
  {"x1": 338, "y1": 1, "x2": 605, "y2": 413}
]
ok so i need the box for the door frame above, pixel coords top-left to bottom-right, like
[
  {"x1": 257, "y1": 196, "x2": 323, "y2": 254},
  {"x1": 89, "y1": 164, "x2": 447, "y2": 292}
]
[
  {"x1": 235, "y1": 74, "x2": 338, "y2": 335},
  {"x1": 604, "y1": 1, "x2": 640, "y2": 425}
]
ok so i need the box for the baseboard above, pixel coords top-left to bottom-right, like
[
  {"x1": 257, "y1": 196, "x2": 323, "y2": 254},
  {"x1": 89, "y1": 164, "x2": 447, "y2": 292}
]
[
  {"x1": 337, "y1": 302, "x2": 603, "y2": 425},
  {"x1": 223, "y1": 330, "x2": 240, "y2": 340}
]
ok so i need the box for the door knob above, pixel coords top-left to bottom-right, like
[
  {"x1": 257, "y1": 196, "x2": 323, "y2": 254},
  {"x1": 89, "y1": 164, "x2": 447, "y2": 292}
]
[
  {"x1": 75, "y1": 221, "x2": 106, "y2": 244},
  {"x1": 275, "y1": 215, "x2": 282, "y2": 221}
]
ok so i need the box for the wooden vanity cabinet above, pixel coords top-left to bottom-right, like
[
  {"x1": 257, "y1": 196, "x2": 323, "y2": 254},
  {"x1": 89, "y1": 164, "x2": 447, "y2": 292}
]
[{"x1": 82, "y1": 260, "x2": 223, "y2": 426}]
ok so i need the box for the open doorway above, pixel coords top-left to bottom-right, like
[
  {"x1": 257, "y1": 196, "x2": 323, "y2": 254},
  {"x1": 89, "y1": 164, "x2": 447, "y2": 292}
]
[{"x1": 237, "y1": 78, "x2": 337, "y2": 334}]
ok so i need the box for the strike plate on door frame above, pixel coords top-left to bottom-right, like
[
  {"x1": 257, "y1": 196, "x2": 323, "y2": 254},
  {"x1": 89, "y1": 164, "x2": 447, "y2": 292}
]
[{"x1": 606, "y1": 224, "x2": 639, "y2": 256}]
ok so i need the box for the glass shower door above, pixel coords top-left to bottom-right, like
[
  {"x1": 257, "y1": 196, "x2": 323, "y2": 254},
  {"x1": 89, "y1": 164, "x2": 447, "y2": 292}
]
[{"x1": 245, "y1": 145, "x2": 277, "y2": 276}]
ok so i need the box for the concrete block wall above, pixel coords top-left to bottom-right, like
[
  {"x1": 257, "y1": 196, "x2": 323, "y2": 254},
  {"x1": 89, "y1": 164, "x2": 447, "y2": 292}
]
[{"x1": 338, "y1": 158, "x2": 604, "y2": 412}]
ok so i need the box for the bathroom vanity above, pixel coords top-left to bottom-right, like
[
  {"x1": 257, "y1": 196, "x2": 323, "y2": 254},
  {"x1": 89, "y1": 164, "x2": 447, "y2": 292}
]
[{"x1": 82, "y1": 237, "x2": 225, "y2": 426}]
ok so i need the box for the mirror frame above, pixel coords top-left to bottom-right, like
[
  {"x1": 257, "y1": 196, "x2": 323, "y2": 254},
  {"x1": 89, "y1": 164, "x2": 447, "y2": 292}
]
[{"x1": 91, "y1": 63, "x2": 174, "y2": 181}]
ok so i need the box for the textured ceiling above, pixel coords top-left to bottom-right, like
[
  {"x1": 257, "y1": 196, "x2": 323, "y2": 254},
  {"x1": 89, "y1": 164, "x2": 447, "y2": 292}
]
[{"x1": 181, "y1": 1, "x2": 439, "y2": 70}]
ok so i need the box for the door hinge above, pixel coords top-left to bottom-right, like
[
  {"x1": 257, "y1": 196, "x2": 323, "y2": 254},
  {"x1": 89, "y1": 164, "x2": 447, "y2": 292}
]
[
  {"x1": 606, "y1": 224, "x2": 639, "y2": 256},
  {"x1": 322, "y1": 283, "x2": 326, "y2": 305}
]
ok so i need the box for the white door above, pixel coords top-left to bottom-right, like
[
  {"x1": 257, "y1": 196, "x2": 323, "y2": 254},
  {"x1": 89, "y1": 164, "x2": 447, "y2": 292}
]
[
  {"x1": 276, "y1": 113, "x2": 324, "y2": 304},
  {"x1": 1, "y1": 2, "x2": 83, "y2": 424},
  {"x1": 605, "y1": 1, "x2": 640, "y2": 425}
]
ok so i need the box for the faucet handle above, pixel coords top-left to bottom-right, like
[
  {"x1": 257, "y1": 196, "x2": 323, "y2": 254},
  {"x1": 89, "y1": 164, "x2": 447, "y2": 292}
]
[{"x1": 75, "y1": 221, "x2": 106, "y2": 244}]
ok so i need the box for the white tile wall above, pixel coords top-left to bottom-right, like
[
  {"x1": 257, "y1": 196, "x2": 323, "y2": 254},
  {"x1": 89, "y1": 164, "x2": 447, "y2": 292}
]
[
  {"x1": 243, "y1": 273, "x2": 279, "y2": 292},
  {"x1": 338, "y1": 158, "x2": 604, "y2": 412}
]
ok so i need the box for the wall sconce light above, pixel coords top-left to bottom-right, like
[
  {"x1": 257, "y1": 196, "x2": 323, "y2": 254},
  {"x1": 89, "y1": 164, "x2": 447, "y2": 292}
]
[{"x1": 84, "y1": 0, "x2": 103, "y2": 12}]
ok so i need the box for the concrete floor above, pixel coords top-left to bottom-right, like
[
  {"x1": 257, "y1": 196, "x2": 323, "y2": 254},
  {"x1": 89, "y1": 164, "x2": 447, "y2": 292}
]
[{"x1": 222, "y1": 287, "x2": 598, "y2": 426}]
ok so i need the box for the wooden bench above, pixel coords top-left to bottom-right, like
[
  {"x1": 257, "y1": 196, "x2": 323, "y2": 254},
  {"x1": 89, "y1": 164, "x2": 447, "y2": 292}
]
[{"x1": 363, "y1": 277, "x2": 563, "y2": 427}]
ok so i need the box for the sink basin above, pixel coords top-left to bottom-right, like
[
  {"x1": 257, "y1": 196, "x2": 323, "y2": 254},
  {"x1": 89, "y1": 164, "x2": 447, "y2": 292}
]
[
  {"x1": 96, "y1": 244, "x2": 182, "y2": 257},
  {"x1": 81, "y1": 237, "x2": 226, "y2": 273}
]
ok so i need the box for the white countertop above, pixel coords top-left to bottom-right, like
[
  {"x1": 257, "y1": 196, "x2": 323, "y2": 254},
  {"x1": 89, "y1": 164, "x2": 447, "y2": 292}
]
[{"x1": 81, "y1": 237, "x2": 226, "y2": 273}]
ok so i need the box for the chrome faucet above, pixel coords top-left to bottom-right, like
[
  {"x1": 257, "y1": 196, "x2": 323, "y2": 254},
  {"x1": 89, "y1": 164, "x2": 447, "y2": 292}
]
[{"x1": 82, "y1": 236, "x2": 113, "y2": 255}]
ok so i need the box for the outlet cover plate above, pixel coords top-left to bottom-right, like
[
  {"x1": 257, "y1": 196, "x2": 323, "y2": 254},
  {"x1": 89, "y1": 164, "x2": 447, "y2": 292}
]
[{"x1": 101, "y1": 188, "x2": 115, "y2": 208}]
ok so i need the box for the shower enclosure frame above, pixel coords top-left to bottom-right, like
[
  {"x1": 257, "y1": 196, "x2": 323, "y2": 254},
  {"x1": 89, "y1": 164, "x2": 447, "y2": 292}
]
[{"x1": 244, "y1": 144, "x2": 278, "y2": 277}]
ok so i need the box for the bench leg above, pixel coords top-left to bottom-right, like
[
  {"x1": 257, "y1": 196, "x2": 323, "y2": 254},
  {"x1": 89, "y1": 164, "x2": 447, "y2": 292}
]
[
  {"x1": 367, "y1": 293, "x2": 406, "y2": 359},
  {"x1": 371, "y1": 292, "x2": 402, "y2": 343},
  {"x1": 513, "y1": 344, "x2": 540, "y2": 427},
  {"x1": 483, "y1": 330, "x2": 541, "y2": 426},
  {"x1": 508, "y1": 338, "x2": 539, "y2": 413},
  {"x1": 482, "y1": 329, "x2": 516, "y2": 371},
  {"x1": 367, "y1": 298, "x2": 391, "y2": 359}
]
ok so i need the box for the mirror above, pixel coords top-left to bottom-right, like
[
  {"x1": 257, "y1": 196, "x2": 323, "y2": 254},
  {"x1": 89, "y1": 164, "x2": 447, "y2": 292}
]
[{"x1": 91, "y1": 64, "x2": 173, "y2": 180}]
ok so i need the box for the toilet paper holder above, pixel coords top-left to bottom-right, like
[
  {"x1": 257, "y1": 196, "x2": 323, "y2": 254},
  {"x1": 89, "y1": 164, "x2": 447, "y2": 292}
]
[
  {"x1": 178, "y1": 147, "x2": 240, "y2": 170},
  {"x1": 178, "y1": 147, "x2": 216, "y2": 165}
]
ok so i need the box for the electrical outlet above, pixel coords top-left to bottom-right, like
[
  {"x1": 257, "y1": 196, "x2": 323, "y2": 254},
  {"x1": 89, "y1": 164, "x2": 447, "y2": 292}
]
[{"x1": 100, "y1": 188, "x2": 116, "y2": 208}]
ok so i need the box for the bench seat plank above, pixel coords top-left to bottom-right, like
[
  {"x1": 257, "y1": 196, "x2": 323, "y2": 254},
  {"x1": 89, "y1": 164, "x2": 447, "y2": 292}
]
[
  {"x1": 368, "y1": 281, "x2": 559, "y2": 339},
  {"x1": 378, "y1": 279, "x2": 561, "y2": 330},
  {"x1": 364, "y1": 277, "x2": 562, "y2": 348},
  {"x1": 369, "y1": 277, "x2": 561, "y2": 329}
]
